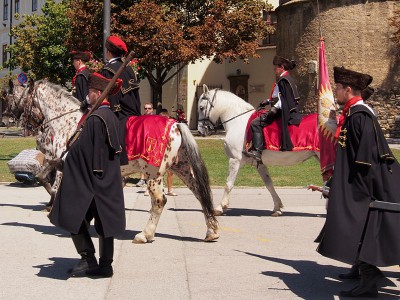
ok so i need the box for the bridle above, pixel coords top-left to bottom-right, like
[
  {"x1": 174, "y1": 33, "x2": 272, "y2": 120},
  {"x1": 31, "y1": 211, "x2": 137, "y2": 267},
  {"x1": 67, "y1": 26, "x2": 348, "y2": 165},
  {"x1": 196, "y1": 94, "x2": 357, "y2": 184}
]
[
  {"x1": 19, "y1": 84, "x2": 79, "y2": 135},
  {"x1": 198, "y1": 89, "x2": 255, "y2": 134}
]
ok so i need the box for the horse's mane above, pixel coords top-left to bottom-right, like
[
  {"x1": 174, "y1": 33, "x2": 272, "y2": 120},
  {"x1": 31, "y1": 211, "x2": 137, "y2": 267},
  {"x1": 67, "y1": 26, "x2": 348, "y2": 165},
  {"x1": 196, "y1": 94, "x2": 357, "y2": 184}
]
[
  {"x1": 213, "y1": 89, "x2": 255, "y2": 111},
  {"x1": 35, "y1": 80, "x2": 81, "y2": 106}
]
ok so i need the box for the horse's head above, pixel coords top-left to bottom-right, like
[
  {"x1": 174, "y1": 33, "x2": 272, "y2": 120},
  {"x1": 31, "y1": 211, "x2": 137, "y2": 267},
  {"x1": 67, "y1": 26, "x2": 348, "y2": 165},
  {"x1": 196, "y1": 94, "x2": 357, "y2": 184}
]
[
  {"x1": 4, "y1": 80, "x2": 46, "y2": 134},
  {"x1": 197, "y1": 84, "x2": 217, "y2": 136}
]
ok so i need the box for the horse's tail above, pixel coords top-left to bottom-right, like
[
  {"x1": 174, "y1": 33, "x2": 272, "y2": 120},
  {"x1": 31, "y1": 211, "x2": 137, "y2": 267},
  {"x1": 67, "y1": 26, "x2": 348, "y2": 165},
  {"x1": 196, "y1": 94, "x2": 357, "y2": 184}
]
[{"x1": 177, "y1": 123, "x2": 218, "y2": 228}]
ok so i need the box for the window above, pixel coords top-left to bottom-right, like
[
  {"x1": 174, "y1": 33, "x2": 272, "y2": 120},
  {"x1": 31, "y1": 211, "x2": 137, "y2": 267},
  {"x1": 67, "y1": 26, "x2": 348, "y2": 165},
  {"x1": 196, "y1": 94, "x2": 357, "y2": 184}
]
[
  {"x1": 259, "y1": 9, "x2": 277, "y2": 47},
  {"x1": 2, "y1": 44, "x2": 8, "y2": 66},
  {"x1": 15, "y1": 0, "x2": 20, "y2": 14},
  {"x1": 32, "y1": 0, "x2": 37, "y2": 12},
  {"x1": 3, "y1": 0, "x2": 8, "y2": 20}
]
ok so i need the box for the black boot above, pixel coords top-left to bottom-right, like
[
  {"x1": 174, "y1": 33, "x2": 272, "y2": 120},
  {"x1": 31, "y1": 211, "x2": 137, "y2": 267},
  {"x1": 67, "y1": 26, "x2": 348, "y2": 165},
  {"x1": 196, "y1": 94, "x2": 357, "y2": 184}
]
[
  {"x1": 245, "y1": 132, "x2": 264, "y2": 161},
  {"x1": 339, "y1": 264, "x2": 360, "y2": 280},
  {"x1": 86, "y1": 236, "x2": 114, "y2": 278},
  {"x1": 69, "y1": 231, "x2": 98, "y2": 276},
  {"x1": 340, "y1": 262, "x2": 384, "y2": 297}
]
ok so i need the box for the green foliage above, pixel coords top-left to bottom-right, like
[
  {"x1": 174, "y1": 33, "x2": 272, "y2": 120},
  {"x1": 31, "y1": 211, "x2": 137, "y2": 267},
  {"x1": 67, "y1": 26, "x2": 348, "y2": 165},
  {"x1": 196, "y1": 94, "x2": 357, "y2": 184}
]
[{"x1": 6, "y1": 0, "x2": 73, "y2": 85}]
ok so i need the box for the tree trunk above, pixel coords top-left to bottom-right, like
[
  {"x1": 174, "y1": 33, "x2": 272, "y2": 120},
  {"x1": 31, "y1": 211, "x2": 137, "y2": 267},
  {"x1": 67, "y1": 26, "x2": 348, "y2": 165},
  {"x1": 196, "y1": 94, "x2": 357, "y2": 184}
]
[{"x1": 150, "y1": 81, "x2": 163, "y2": 114}]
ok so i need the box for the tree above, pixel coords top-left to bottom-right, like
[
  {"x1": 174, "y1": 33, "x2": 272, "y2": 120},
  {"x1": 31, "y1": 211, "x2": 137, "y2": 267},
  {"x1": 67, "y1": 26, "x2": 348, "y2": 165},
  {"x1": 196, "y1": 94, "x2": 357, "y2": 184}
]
[
  {"x1": 6, "y1": 0, "x2": 72, "y2": 85},
  {"x1": 67, "y1": 0, "x2": 274, "y2": 106}
]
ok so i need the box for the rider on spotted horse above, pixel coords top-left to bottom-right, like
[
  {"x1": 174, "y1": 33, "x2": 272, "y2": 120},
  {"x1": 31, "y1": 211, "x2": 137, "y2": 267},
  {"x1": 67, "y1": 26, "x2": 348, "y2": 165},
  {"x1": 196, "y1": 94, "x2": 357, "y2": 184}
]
[{"x1": 244, "y1": 56, "x2": 303, "y2": 161}]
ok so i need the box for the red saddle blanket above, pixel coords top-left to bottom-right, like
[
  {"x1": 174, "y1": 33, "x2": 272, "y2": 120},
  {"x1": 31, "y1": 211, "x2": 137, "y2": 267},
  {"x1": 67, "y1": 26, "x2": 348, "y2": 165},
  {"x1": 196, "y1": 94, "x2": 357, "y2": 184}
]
[
  {"x1": 125, "y1": 115, "x2": 177, "y2": 166},
  {"x1": 246, "y1": 111, "x2": 320, "y2": 152}
]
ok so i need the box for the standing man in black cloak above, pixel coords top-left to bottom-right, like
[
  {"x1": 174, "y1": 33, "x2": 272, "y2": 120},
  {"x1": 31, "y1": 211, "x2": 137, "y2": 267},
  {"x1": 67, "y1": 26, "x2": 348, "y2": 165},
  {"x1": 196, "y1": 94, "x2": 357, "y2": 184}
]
[
  {"x1": 101, "y1": 35, "x2": 141, "y2": 165},
  {"x1": 317, "y1": 66, "x2": 400, "y2": 297},
  {"x1": 49, "y1": 73, "x2": 125, "y2": 278},
  {"x1": 245, "y1": 56, "x2": 302, "y2": 161}
]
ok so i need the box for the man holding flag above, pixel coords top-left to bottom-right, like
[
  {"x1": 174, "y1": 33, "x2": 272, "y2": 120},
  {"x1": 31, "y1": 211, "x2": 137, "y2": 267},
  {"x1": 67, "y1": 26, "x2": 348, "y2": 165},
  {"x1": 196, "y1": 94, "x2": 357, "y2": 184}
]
[{"x1": 316, "y1": 65, "x2": 400, "y2": 297}]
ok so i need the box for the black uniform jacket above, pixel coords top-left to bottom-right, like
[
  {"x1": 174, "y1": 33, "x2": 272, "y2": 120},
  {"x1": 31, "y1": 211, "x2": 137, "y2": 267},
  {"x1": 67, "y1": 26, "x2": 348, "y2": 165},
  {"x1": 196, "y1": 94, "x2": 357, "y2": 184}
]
[
  {"x1": 49, "y1": 106, "x2": 126, "y2": 238},
  {"x1": 317, "y1": 105, "x2": 400, "y2": 267},
  {"x1": 73, "y1": 68, "x2": 90, "y2": 103},
  {"x1": 277, "y1": 73, "x2": 302, "y2": 150},
  {"x1": 101, "y1": 58, "x2": 141, "y2": 119}
]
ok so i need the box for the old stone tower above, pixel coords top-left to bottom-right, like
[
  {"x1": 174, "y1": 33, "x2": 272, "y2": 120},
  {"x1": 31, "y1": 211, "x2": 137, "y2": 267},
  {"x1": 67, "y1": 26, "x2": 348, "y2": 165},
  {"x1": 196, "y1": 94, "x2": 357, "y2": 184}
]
[{"x1": 276, "y1": 0, "x2": 400, "y2": 137}]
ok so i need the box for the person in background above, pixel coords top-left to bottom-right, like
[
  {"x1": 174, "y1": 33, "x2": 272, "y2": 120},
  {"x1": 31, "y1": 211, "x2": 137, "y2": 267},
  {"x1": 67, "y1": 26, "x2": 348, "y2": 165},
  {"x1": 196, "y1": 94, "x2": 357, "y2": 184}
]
[
  {"x1": 159, "y1": 108, "x2": 177, "y2": 196},
  {"x1": 49, "y1": 73, "x2": 125, "y2": 278},
  {"x1": 70, "y1": 50, "x2": 91, "y2": 111},
  {"x1": 136, "y1": 102, "x2": 154, "y2": 187}
]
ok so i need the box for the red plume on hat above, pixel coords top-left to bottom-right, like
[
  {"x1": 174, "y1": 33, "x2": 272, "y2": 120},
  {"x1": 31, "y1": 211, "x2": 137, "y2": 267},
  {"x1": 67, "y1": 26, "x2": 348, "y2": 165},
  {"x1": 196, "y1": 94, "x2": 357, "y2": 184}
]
[
  {"x1": 69, "y1": 50, "x2": 92, "y2": 62},
  {"x1": 88, "y1": 73, "x2": 122, "y2": 95},
  {"x1": 105, "y1": 35, "x2": 128, "y2": 56}
]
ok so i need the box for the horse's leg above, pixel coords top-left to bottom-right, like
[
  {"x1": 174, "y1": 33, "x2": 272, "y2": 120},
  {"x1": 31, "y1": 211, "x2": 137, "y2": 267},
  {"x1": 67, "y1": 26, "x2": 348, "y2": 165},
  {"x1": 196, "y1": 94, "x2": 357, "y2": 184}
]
[
  {"x1": 43, "y1": 172, "x2": 62, "y2": 210},
  {"x1": 215, "y1": 157, "x2": 243, "y2": 216},
  {"x1": 133, "y1": 176, "x2": 166, "y2": 243},
  {"x1": 255, "y1": 163, "x2": 283, "y2": 216},
  {"x1": 170, "y1": 150, "x2": 219, "y2": 242}
]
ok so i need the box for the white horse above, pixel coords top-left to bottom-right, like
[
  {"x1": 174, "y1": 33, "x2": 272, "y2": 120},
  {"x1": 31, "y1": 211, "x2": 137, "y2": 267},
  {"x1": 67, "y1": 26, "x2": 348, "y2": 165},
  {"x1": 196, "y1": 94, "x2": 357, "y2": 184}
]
[
  {"x1": 6, "y1": 80, "x2": 219, "y2": 243},
  {"x1": 197, "y1": 85, "x2": 321, "y2": 216}
]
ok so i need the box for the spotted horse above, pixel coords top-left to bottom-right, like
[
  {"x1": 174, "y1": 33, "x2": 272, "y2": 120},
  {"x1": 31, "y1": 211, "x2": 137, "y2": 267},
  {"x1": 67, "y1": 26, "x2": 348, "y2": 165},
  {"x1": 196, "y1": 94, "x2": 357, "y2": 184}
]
[{"x1": 5, "y1": 80, "x2": 219, "y2": 243}]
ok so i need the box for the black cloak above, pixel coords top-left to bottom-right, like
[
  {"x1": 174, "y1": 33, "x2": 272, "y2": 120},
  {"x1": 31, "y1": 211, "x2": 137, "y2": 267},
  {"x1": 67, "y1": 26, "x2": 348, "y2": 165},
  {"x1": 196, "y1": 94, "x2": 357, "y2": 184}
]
[
  {"x1": 49, "y1": 106, "x2": 126, "y2": 238},
  {"x1": 317, "y1": 105, "x2": 400, "y2": 267},
  {"x1": 101, "y1": 58, "x2": 141, "y2": 165},
  {"x1": 277, "y1": 74, "x2": 302, "y2": 151}
]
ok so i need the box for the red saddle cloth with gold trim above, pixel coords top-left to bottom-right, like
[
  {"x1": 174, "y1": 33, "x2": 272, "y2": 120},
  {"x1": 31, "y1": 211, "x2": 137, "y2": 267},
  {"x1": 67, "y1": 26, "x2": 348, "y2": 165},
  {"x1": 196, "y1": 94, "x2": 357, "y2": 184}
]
[
  {"x1": 125, "y1": 115, "x2": 177, "y2": 166},
  {"x1": 246, "y1": 110, "x2": 320, "y2": 152}
]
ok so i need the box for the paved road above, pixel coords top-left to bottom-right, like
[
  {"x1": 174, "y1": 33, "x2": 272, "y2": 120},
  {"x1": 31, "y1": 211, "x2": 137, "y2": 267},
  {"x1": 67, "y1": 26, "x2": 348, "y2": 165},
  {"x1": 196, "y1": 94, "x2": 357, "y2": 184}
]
[{"x1": 0, "y1": 184, "x2": 399, "y2": 299}]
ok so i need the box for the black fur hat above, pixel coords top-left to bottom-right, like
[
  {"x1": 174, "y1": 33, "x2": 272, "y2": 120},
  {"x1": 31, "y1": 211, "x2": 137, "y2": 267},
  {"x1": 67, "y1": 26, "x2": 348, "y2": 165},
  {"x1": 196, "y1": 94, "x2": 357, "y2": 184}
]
[
  {"x1": 88, "y1": 73, "x2": 122, "y2": 95},
  {"x1": 333, "y1": 66, "x2": 373, "y2": 91},
  {"x1": 273, "y1": 55, "x2": 296, "y2": 70},
  {"x1": 361, "y1": 86, "x2": 374, "y2": 101},
  {"x1": 69, "y1": 51, "x2": 91, "y2": 62}
]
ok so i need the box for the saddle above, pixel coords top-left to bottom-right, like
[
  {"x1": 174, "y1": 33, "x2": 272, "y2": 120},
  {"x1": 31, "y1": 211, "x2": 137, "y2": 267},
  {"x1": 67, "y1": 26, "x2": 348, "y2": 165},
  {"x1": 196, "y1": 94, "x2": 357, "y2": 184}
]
[
  {"x1": 125, "y1": 115, "x2": 177, "y2": 166},
  {"x1": 246, "y1": 111, "x2": 320, "y2": 152}
]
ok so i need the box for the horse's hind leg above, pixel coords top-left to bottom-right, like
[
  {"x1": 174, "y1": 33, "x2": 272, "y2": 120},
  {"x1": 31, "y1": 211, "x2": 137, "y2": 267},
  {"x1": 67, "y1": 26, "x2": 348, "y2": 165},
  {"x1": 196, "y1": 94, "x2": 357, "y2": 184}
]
[
  {"x1": 133, "y1": 177, "x2": 166, "y2": 244},
  {"x1": 214, "y1": 157, "x2": 243, "y2": 216},
  {"x1": 170, "y1": 158, "x2": 219, "y2": 242},
  {"x1": 255, "y1": 164, "x2": 283, "y2": 216}
]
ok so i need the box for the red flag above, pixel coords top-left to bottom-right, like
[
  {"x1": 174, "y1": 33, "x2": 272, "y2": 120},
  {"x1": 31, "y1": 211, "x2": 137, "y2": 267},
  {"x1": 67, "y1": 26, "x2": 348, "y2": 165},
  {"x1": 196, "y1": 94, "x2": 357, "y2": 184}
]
[{"x1": 318, "y1": 38, "x2": 337, "y2": 181}]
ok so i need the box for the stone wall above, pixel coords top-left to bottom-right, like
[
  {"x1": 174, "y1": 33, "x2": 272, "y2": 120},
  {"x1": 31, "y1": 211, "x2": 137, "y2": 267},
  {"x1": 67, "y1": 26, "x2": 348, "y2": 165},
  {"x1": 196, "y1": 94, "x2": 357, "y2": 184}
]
[{"x1": 277, "y1": 0, "x2": 400, "y2": 137}]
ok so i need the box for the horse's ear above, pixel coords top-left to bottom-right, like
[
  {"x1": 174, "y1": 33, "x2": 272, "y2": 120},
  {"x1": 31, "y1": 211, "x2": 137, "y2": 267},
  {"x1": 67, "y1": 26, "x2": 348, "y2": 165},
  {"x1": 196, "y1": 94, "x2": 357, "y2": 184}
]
[{"x1": 203, "y1": 84, "x2": 209, "y2": 95}]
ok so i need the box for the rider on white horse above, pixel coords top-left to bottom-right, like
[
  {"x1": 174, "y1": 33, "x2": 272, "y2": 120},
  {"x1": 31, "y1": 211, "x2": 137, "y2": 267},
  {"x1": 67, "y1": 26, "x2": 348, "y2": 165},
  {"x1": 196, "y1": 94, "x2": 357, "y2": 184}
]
[{"x1": 244, "y1": 55, "x2": 302, "y2": 161}]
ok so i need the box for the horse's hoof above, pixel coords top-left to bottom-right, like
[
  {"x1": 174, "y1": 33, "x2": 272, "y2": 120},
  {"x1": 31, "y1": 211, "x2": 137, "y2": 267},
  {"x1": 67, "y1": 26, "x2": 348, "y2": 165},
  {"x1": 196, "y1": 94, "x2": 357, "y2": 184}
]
[
  {"x1": 132, "y1": 232, "x2": 148, "y2": 244},
  {"x1": 271, "y1": 210, "x2": 282, "y2": 217},
  {"x1": 42, "y1": 205, "x2": 52, "y2": 212},
  {"x1": 204, "y1": 232, "x2": 219, "y2": 242},
  {"x1": 213, "y1": 208, "x2": 223, "y2": 216},
  {"x1": 213, "y1": 205, "x2": 227, "y2": 216}
]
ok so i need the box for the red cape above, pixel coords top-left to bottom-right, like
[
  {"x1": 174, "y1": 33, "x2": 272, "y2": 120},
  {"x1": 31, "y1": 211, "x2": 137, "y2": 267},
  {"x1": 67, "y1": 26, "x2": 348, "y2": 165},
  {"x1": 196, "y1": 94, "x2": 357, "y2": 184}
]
[
  {"x1": 246, "y1": 111, "x2": 319, "y2": 152},
  {"x1": 125, "y1": 115, "x2": 177, "y2": 166}
]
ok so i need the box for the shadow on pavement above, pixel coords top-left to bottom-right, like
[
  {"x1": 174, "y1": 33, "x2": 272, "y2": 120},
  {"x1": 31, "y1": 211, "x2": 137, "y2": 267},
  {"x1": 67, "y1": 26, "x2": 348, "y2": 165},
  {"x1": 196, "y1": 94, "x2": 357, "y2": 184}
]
[
  {"x1": 121, "y1": 229, "x2": 206, "y2": 243},
  {"x1": 1, "y1": 222, "x2": 69, "y2": 237},
  {"x1": 220, "y1": 207, "x2": 325, "y2": 218},
  {"x1": 237, "y1": 250, "x2": 400, "y2": 299},
  {"x1": 0, "y1": 202, "x2": 49, "y2": 212},
  {"x1": 33, "y1": 257, "x2": 75, "y2": 280}
]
